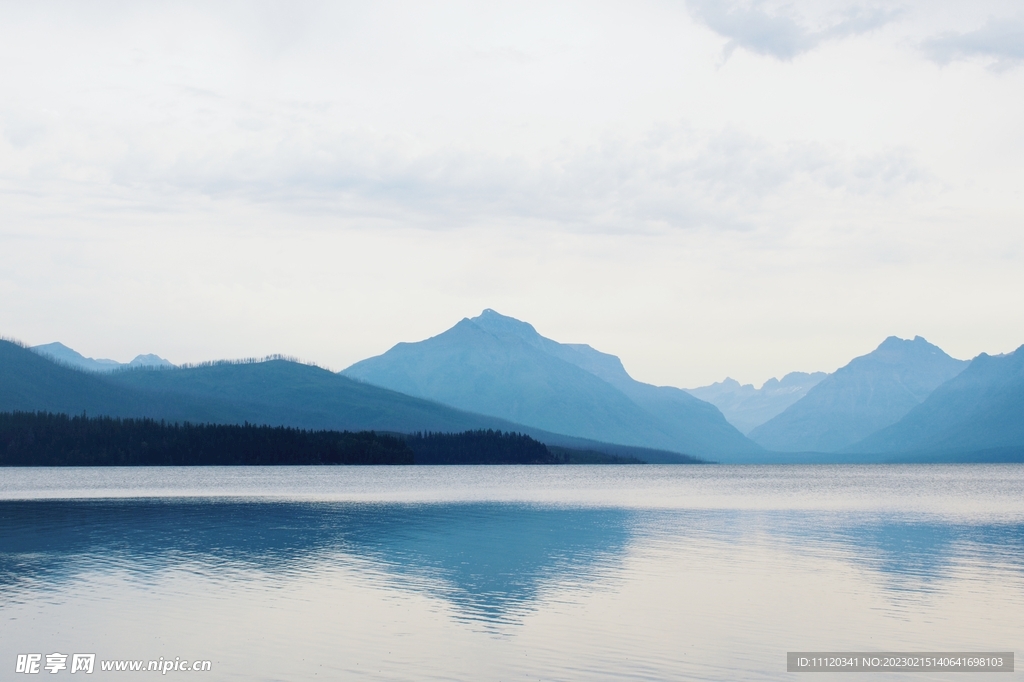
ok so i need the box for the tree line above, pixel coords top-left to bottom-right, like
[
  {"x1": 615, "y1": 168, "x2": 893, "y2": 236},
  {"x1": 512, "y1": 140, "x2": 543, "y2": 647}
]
[
  {"x1": 405, "y1": 429, "x2": 562, "y2": 464},
  {"x1": 0, "y1": 412, "x2": 580, "y2": 466},
  {"x1": 0, "y1": 412, "x2": 412, "y2": 466}
]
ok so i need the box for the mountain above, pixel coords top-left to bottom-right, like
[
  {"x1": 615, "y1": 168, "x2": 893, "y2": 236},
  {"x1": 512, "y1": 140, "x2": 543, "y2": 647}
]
[
  {"x1": 2, "y1": 339, "x2": 223, "y2": 421},
  {"x1": 31, "y1": 342, "x2": 123, "y2": 373},
  {"x1": 1, "y1": 339, "x2": 697, "y2": 463},
  {"x1": 342, "y1": 309, "x2": 761, "y2": 458},
  {"x1": 3, "y1": 338, "x2": 537, "y2": 433},
  {"x1": 128, "y1": 353, "x2": 175, "y2": 369},
  {"x1": 747, "y1": 336, "x2": 968, "y2": 453},
  {"x1": 31, "y1": 342, "x2": 174, "y2": 373},
  {"x1": 105, "y1": 355, "x2": 523, "y2": 434},
  {"x1": 851, "y1": 345, "x2": 1024, "y2": 457},
  {"x1": 685, "y1": 372, "x2": 827, "y2": 434}
]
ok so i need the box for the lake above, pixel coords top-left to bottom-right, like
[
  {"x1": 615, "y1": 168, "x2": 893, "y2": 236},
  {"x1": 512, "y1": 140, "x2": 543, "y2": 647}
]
[{"x1": 1, "y1": 465, "x2": 1022, "y2": 680}]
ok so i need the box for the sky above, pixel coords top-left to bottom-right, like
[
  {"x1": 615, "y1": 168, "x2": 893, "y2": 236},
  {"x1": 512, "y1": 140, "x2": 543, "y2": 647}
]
[{"x1": 2, "y1": 0, "x2": 1023, "y2": 388}]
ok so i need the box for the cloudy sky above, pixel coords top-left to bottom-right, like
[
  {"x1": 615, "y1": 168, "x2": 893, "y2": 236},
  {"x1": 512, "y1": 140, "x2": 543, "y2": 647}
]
[{"x1": 2, "y1": 0, "x2": 1023, "y2": 388}]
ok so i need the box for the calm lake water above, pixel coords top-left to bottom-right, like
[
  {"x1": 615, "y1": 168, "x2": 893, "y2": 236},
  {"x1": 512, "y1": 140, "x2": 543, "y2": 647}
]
[{"x1": 1, "y1": 465, "x2": 1022, "y2": 681}]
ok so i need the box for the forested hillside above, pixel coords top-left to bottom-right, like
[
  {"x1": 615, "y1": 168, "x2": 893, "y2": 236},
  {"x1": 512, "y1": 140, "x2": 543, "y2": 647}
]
[
  {"x1": 0, "y1": 412, "x2": 413, "y2": 466},
  {"x1": 0, "y1": 413, "x2": 629, "y2": 466}
]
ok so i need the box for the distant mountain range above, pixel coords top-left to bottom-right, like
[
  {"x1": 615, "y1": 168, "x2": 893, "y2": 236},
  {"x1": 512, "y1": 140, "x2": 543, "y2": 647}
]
[
  {"x1": 3, "y1": 312, "x2": 1023, "y2": 463},
  {"x1": 852, "y1": 345, "x2": 1024, "y2": 458},
  {"x1": 748, "y1": 336, "x2": 968, "y2": 453},
  {"x1": 685, "y1": 372, "x2": 827, "y2": 434},
  {"x1": 31, "y1": 342, "x2": 174, "y2": 373},
  {"x1": 0, "y1": 339, "x2": 697, "y2": 463},
  {"x1": 342, "y1": 309, "x2": 761, "y2": 459}
]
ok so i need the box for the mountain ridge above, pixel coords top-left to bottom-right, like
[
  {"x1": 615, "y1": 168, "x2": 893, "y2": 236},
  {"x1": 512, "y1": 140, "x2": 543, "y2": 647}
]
[
  {"x1": 0, "y1": 338, "x2": 698, "y2": 463},
  {"x1": 343, "y1": 309, "x2": 761, "y2": 458},
  {"x1": 32, "y1": 342, "x2": 174, "y2": 373},
  {"x1": 10, "y1": 320, "x2": 1021, "y2": 463},
  {"x1": 685, "y1": 371, "x2": 828, "y2": 434},
  {"x1": 850, "y1": 345, "x2": 1024, "y2": 454},
  {"x1": 748, "y1": 336, "x2": 968, "y2": 453}
]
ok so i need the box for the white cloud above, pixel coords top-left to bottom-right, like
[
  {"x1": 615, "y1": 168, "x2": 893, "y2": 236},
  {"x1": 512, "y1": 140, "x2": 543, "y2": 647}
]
[
  {"x1": 922, "y1": 14, "x2": 1024, "y2": 71},
  {"x1": 685, "y1": 0, "x2": 896, "y2": 60}
]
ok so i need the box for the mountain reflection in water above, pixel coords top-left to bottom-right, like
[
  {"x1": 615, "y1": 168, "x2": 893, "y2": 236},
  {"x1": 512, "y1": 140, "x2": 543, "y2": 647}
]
[
  {"x1": 0, "y1": 501, "x2": 634, "y2": 625},
  {"x1": 3, "y1": 501, "x2": 1022, "y2": 622}
]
